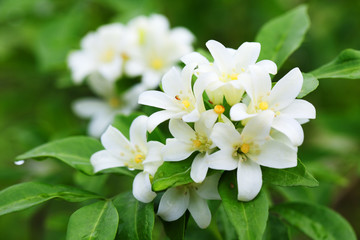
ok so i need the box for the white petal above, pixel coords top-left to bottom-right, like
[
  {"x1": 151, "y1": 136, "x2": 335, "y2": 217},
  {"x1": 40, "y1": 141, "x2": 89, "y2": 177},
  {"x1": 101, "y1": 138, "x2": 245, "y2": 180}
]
[
  {"x1": 170, "y1": 27, "x2": 194, "y2": 45},
  {"x1": 252, "y1": 139, "x2": 297, "y2": 169},
  {"x1": 142, "y1": 70, "x2": 162, "y2": 89},
  {"x1": 269, "y1": 68, "x2": 303, "y2": 109},
  {"x1": 98, "y1": 57, "x2": 123, "y2": 82},
  {"x1": 188, "y1": 189, "x2": 211, "y2": 229},
  {"x1": 162, "y1": 139, "x2": 194, "y2": 162},
  {"x1": 234, "y1": 42, "x2": 260, "y2": 67},
  {"x1": 87, "y1": 74, "x2": 116, "y2": 98},
  {"x1": 206, "y1": 40, "x2": 231, "y2": 72},
  {"x1": 90, "y1": 150, "x2": 124, "y2": 172},
  {"x1": 181, "y1": 52, "x2": 209, "y2": 66},
  {"x1": 272, "y1": 116, "x2": 304, "y2": 146},
  {"x1": 237, "y1": 161, "x2": 262, "y2": 201},
  {"x1": 101, "y1": 125, "x2": 132, "y2": 156},
  {"x1": 199, "y1": 110, "x2": 218, "y2": 132},
  {"x1": 130, "y1": 115, "x2": 148, "y2": 153},
  {"x1": 182, "y1": 109, "x2": 201, "y2": 122},
  {"x1": 191, "y1": 153, "x2": 209, "y2": 183},
  {"x1": 211, "y1": 122, "x2": 240, "y2": 151},
  {"x1": 157, "y1": 187, "x2": 190, "y2": 221},
  {"x1": 230, "y1": 103, "x2": 255, "y2": 121},
  {"x1": 162, "y1": 67, "x2": 182, "y2": 97},
  {"x1": 132, "y1": 172, "x2": 156, "y2": 203},
  {"x1": 255, "y1": 60, "x2": 277, "y2": 75},
  {"x1": 241, "y1": 110, "x2": 273, "y2": 142},
  {"x1": 223, "y1": 84, "x2": 244, "y2": 106},
  {"x1": 68, "y1": 51, "x2": 95, "y2": 83},
  {"x1": 169, "y1": 119, "x2": 196, "y2": 141},
  {"x1": 248, "y1": 65, "x2": 272, "y2": 101},
  {"x1": 147, "y1": 110, "x2": 183, "y2": 133},
  {"x1": 196, "y1": 173, "x2": 221, "y2": 200},
  {"x1": 207, "y1": 150, "x2": 238, "y2": 170},
  {"x1": 125, "y1": 60, "x2": 144, "y2": 76},
  {"x1": 281, "y1": 99, "x2": 316, "y2": 119},
  {"x1": 88, "y1": 112, "x2": 115, "y2": 138},
  {"x1": 72, "y1": 98, "x2": 108, "y2": 118},
  {"x1": 138, "y1": 90, "x2": 178, "y2": 110}
]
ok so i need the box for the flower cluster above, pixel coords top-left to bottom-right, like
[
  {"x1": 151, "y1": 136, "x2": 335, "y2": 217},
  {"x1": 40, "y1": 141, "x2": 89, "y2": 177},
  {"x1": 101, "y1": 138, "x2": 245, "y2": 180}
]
[
  {"x1": 91, "y1": 39, "x2": 316, "y2": 229},
  {"x1": 68, "y1": 14, "x2": 194, "y2": 137}
]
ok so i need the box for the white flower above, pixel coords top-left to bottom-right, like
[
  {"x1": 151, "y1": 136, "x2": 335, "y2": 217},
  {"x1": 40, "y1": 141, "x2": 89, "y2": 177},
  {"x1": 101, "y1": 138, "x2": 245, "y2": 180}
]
[
  {"x1": 157, "y1": 173, "x2": 221, "y2": 229},
  {"x1": 230, "y1": 66, "x2": 316, "y2": 146},
  {"x1": 125, "y1": 14, "x2": 194, "y2": 89},
  {"x1": 138, "y1": 65, "x2": 206, "y2": 132},
  {"x1": 90, "y1": 116, "x2": 163, "y2": 202},
  {"x1": 182, "y1": 40, "x2": 277, "y2": 106},
  {"x1": 208, "y1": 111, "x2": 297, "y2": 201},
  {"x1": 68, "y1": 23, "x2": 136, "y2": 84},
  {"x1": 162, "y1": 111, "x2": 218, "y2": 183}
]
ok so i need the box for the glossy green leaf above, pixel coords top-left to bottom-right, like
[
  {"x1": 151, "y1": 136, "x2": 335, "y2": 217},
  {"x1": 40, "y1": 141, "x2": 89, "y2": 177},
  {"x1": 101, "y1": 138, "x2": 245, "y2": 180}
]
[
  {"x1": 218, "y1": 171, "x2": 269, "y2": 240},
  {"x1": 262, "y1": 159, "x2": 318, "y2": 187},
  {"x1": 162, "y1": 214, "x2": 188, "y2": 240},
  {"x1": 263, "y1": 214, "x2": 290, "y2": 240},
  {"x1": 271, "y1": 202, "x2": 357, "y2": 240},
  {"x1": 113, "y1": 192, "x2": 154, "y2": 240},
  {"x1": 0, "y1": 182, "x2": 102, "y2": 216},
  {"x1": 256, "y1": 5, "x2": 310, "y2": 68},
  {"x1": 152, "y1": 158, "x2": 193, "y2": 191},
  {"x1": 298, "y1": 73, "x2": 319, "y2": 98},
  {"x1": 311, "y1": 49, "x2": 360, "y2": 79},
  {"x1": 66, "y1": 200, "x2": 119, "y2": 240},
  {"x1": 16, "y1": 136, "x2": 103, "y2": 175}
]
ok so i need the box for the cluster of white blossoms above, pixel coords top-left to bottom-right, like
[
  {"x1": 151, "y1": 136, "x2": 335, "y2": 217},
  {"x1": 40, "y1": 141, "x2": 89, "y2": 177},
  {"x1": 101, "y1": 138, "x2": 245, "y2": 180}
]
[
  {"x1": 91, "y1": 39, "x2": 316, "y2": 229},
  {"x1": 68, "y1": 14, "x2": 194, "y2": 137}
]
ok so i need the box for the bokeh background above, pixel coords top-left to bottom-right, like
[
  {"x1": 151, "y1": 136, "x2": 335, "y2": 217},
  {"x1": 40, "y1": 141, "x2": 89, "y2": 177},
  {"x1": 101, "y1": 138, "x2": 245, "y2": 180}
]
[{"x1": 0, "y1": 0, "x2": 359, "y2": 239}]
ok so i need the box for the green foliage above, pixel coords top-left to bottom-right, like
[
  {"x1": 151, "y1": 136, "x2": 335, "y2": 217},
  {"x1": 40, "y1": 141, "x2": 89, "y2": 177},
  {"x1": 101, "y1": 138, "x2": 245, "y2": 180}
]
[
  {"x1": 271, "y1": 202, "x2": 357, "y2": 240},
  {"x1": 152, "y1": 158, "x2": 193, "y2": 191},
  {"x1": 263, "y1": 214, "x2": 290, "y2": 240},
  {"x1": 16, "y1": 136, "x2": 103, "y2": 175},
  {"x1": 162, "y1": 214, "x2": 188, "y2": 240},
  {"x1": 256, "y1": 5, "x2": 310, "y2": 68},
  {"x1": 298, "y1": 73, "x2": 319, "y2": 98},
  {"x1": 0, "y1": 182, "x2": 102, "y2": 216},
  {"x1": 311, "y1": 49, "x2": 360, "y2": 79},
  {"x1": 66, "y1": 200, "x2": 119, "y2": 240},
  {"x1": 112, "y1": 192, "x2": 155, "y2": 240},
  {"x1": 218, "y1": 171, "x2": 269, "y2": 240},
  {"x1": 262, "y1": 159, "x2": 319, "y2": 187}
]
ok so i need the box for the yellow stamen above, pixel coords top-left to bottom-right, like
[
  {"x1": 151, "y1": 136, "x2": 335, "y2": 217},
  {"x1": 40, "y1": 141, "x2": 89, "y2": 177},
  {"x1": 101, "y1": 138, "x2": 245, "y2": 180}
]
[
  {"x1": 121, "y1": 53, "x2": 129, "y2": 61},
  {"x1": 230, "y1": 73, "x2": 238, "y2": 80},
  {"x1": 241, "y1": 68, "x2": 245, "y2": 72},
  {"x1": 182, "y1": 100, "x2": 191, "y2": 108},
  {"x1": 101, "y1": 49, "x2": 115, "y2": 62},
  {"x1": 151, "y1": 58, "x2": 164, "y2": 70},
  {"x1": 193, "y1": 140, "x2": 202, "y2": 148},
  {"x1": 134, "y1": 154, "x2": 144, "y2": 164},
  {"x1": 259, "y1": 101, "x2": 269, "y2": 110},
  {"x1": 214, "y1": 105, "x2": 225, "y2": 114},
  {"x1": 240, "y1": 144, "x2": 250, "y2": 154},
  {"x1": 108, "y1": 97, "x2": 120, "y2": 108},
  {"x1": 275, "y1": 111, "x2": 281, "y2": 116}
]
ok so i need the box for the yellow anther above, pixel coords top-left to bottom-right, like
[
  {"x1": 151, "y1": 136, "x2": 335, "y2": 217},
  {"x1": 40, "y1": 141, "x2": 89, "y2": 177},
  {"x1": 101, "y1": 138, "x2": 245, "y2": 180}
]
[
  {"x1": 134, "y1": 154, "x2": 144, "y2": 164},
  {"x1": 193, "y1": 140, "x2": 202, "y2": 148},
  {"x1": 214, "y1": 105, "x2": 225, "y2": 114},
  {"x1": 151, "y1": 58, "x2": 164, "y2": 70},
  {"x1": 230, "y1": 73, "x2": 238, "y2": 80},
  {"x1": 259, "y1": 101, "x2": 269, "y2": 110},
  {"x1": 121, "y1": 53, "x2": 129, "y2": 61},
  {"x1": 101, "y1": 49, "x2": 115, "y2": 62},
  {"x1": 241, "y1": 68, "x2": 245, "y2": 72},
  {"x1": 182, "y1": 100, "x2": 191, "y2": 108},
  {"x1": 240, "y1": 144, "x2": 250, "y2": 154},
  {"x1": 108, "y1": 97, "x2": 120, "y2": 108},
  {"x1": 275, "y1": 111, "x2": 281, "y2": 116}
]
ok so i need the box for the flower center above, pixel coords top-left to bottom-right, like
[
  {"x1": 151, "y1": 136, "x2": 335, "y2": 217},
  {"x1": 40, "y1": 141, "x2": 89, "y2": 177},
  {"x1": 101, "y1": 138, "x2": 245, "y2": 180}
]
[
  {"x1": 214, "y1": 105, "x2": 225, "y2": 114},
  {"x1": 259, "y1": 101, "x2": 269, "y2": 110},
  {"x1": 108, "y1": 97, "x2": 121, "y2": 108},
  {"x1": 240, "y1": 143, "x2": 250, "y2": 154},
  {"x1": 151, "y1": 58, "x2": 164, "y2": 70},
  {"x1": 192, "y1": 139, "x2": 202, "y2": 148},
  {"x1": 230, "y1": 73, "x2": 238, "y2": 80},
  {"x1": 134, "y1": 154, "x2": 145, "y2": 164},
  {"x1": 101, "y1": 49, "x2": 115, "y2": 62},
  {"x1": 182, "y1": 100, "x2": 191, "y2": 108},
  {"x1": 121, "y1": 53, "x2": 130, "y2": 61}
]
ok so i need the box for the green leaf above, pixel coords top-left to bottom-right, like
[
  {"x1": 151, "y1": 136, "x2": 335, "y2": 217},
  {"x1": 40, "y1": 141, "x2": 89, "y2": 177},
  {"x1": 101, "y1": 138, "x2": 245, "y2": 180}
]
[
  {"x1": 161, "y1": 214, "x2": 188, "y2": 240},
  {"x1": 152, "y1": 158, "x2": 193, "y2": 191},
  {"x1": 311, "y1": 49, "x2": 360, "y2": 79},
  {"x1": 298, "y1": 73, "x2": 319, "y2": 98},
  {"x1": 113, "y1": 192, "x2": 154, "y2": 240},
  {"x1": 263, "y1": 214, "x2": 290, "y2": 240},
  {"x1": 0, "y1": 182, "x2": 102, "y2": 216},
  {"x1": 218, "y1": 171, "x2": 269, "y2": 240},
  {"x1": 262, "y1": 159, "x2": 318, "y2": 187},
  {"x1": 66, "y1": 200, "x2": 119, "y2": 240},
  {"x1": 16, "y1": 136, "x2": 103, "y2": 175},
  {"x1": 271, "y1": 202, "x2": 357, "y2": 240},
  {"x1": 255, "y1": 5, "x2": 310, "y2": 68}
]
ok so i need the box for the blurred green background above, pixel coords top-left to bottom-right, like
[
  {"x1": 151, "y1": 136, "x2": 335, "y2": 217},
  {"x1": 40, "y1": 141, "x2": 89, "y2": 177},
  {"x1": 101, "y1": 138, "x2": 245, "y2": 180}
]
[{"x1": 0, "y1": 0, "x2": 359, "y2": 239}]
